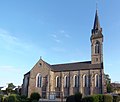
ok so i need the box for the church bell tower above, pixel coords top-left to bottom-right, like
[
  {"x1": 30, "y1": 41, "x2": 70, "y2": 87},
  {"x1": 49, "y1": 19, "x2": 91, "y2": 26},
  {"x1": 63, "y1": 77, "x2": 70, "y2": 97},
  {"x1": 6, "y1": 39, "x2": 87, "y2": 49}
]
[{"x1": 91, "y1": 10, "x2": 103, "y2": 64}]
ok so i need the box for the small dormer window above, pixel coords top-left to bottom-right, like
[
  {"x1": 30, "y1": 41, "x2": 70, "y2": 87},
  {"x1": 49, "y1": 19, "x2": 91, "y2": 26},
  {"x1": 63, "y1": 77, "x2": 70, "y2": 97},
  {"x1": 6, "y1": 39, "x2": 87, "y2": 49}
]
[{"x1": 39, "y1": 63, "x2": 42, "y2": 67}]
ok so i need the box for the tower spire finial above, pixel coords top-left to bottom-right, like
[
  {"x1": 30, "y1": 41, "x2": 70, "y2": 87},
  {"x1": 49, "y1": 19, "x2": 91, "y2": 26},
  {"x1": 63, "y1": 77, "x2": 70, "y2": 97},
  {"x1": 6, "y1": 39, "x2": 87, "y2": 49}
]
[{"x1": 96, "y1": 0, "x2": 98, "y2": 10}]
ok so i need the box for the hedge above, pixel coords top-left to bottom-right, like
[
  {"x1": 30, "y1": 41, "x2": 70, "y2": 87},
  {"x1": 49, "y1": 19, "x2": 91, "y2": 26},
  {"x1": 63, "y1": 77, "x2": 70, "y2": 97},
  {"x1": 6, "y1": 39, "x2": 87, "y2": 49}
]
[
  {"x1": 30, "y1": 92, "x2": 40, "y2": 101},
  {"x1": 82, "y1": 95, "x2": 95, "y2": 102},
  {"x1": 103, "y1": 94, "x2": 112, "y2": 102},
  {"x1": 8, "y1": 95, "x2": 16, "y2": 102},
  {"x1": 66, "y1": 95, "x2": 75, "y2": 102},
  {"x1": 74, "y1": 92, "x2": 82, "y2": 102},
  {"x1": 82, "y1": 94, "x2": 112, "y2": 102},
  {"x1": 17, "y1": 95, "x2": 30, "y2": 102},
  {"x1": 31, "y1": 100, "x2": 38, "y2": 102}
]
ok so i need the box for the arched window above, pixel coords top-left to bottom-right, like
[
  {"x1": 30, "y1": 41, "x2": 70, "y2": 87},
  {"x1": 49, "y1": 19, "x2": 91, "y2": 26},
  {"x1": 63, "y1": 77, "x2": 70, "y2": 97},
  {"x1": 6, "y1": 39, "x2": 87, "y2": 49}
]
[
  {"x1": 73, "y1": 75, "x2": 79, "y2": 87},
  {"x1": 36, "y1": 74, "x2": 42, "y2": 87},
  {"x1": 95, "y1": 74, "x2": 99, "y2": 87},
  {"x1": 83, "y1": 75, "x2": 88, "y2": 87},
  {"x1": 95, "y1": 41, "x2": 100, "y2": 54},
  {"x1": 56, "y1": 76, "x2": 60, "y2": 87},
  {"x1": 64, "y1": 76, "x2": 69, "y2": 88}
]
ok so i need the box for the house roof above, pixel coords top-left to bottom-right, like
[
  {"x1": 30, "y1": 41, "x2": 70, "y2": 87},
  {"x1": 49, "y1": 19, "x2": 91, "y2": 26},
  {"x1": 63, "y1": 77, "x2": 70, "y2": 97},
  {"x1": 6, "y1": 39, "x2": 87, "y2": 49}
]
[
  {"x1": 24, "y1": 60, "x2": 103, "y2": 75},
  {"x1": 1, "y1": 86, "x2": 8, "y2": 90},
  {"x1": 111, "y1": 83, "x2": 120, "y2": 88},
  {"x1": 51, "y1": 61, "x2": 103, "y2": 72}
]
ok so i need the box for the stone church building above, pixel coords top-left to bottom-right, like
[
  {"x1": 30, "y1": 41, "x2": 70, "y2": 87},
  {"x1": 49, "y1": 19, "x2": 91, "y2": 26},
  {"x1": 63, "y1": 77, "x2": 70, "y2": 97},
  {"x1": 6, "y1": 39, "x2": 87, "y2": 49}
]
[{"x1": 21, "y1": 10, "x2": 105, "y2": 98}]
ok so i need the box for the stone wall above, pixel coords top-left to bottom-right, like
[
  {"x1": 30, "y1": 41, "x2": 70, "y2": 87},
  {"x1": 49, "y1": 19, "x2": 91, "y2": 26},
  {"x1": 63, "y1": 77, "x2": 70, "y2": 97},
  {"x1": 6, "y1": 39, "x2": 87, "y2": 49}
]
[
  {"x1": 26, "y1": 59, "x2": 104, "y2": 98},
  {"x1": 28, "y1": 59, "x2": 50, "y2": 97}
]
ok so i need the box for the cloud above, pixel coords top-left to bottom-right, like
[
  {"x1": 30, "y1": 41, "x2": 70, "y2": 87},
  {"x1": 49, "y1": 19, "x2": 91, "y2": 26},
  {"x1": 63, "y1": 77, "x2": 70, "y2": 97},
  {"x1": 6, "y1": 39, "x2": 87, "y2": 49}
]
[
  {"x1": 0, "y1": 29, "x2": 32, "y2": 49},
  {"x1": 51, "y1": 34, "x2": 61, "y2": 43},
  {"x1": 0, "y1": 28, "x2": 39, "y2": 54},
  {"x1": 64, "y1": 34, "x2": 70, "y2": 38},
  {"x1": 60, "y1": 30, "x2": 71, "y2": 38},
  {"x1": 51, "y1": 30, "x2": 71, "y2": 43}
]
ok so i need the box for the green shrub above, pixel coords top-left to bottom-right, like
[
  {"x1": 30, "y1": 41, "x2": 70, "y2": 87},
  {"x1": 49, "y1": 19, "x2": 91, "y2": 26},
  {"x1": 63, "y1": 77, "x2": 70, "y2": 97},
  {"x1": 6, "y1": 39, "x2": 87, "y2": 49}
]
[
  {"x1": 66, "y1": 95, "x2": 75, "y2": 102},
  {"x1": 91, "y1": 94, "x2": 103, "y2": 102},
  {"x1": 32, "y1": 100, "x2": 38, "y2": 102},
  {"x1": 82, "y1": 95, "x2": 95, "y2": 102},
  {"x1": 7, "y1": 94, "x2": 20, "y2": 102},
  {"x1": 3, "y1": 97, "x2": 8, "y2": 102},
  {"x1": 0, "y1": 94, "x2": 3, "y2": 102},
  {"x1": 82, "y1": 94, "x2": 104, "y2": 102},
  {"x1": 113, "y1": 96, "x2": 118, "y2": 102},
  {"x1": 81, "y1": 97, "x2": 87, "y2": 102},
  {"x1": 16, "y1": 95, "x2": 31, "y2": 102},
  {"x1": 74, "y1": 92, "x2": 82, "y2": 102},
  {"x1": 8, "y1": 95, "x2": 16, "y2": 102},
  {"x1": 17, "y1": 95, "x2": 27, "y2": 102},
  {"x1": 0, "y1": 94, "x2": 3, "y2": 98},
  {"x1": 113, "y1": 95, "x2": 120, "y2": 102},
  {"x1": 30, "y1": 92, "x2": 40, "y2": 101},
  {"x1": 26, "y1": 98, "x2": 31, "y2": 102},
  {"x1": 103, "y1": 94, "x2": 112, "y2": 102},
  {"x1": 116, "y1": 96, "x2": 120, "y2": 102},
  {"x1": 98, "y1": 94, "x2": 103, "y2": 102},
  {"x1": 82, "y1": 94, "x2": 113, "y2": 102},
  {"x1": 19, "y1": 95, "x2": 27, "y2": 99},
  {"x1": 2, "y1": 97, "x2": 5, "y2": 102}
]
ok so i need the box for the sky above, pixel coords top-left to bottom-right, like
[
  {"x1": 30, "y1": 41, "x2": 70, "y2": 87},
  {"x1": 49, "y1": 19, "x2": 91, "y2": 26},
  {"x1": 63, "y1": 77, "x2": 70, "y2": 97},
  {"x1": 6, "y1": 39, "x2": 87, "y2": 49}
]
[{"x1": 0, "y1": 0, "x2": 120, "y2": 86}]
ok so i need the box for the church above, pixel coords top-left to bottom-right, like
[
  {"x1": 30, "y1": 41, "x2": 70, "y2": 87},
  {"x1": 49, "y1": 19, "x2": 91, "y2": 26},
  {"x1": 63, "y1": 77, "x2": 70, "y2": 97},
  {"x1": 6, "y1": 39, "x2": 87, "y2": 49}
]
[{"x1": 21, "y1": 10, "x2": 105, "y2": 98}]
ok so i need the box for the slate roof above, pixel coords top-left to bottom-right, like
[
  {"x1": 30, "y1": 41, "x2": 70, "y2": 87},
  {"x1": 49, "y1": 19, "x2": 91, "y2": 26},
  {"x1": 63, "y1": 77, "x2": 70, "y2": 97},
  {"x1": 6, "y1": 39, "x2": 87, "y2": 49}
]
[
  {"x1": 51, "y1": 61, "x2": 103, "y2": 72},
  {"x1": 24, "y1": 60, "x2": 103, "y2": 75}
]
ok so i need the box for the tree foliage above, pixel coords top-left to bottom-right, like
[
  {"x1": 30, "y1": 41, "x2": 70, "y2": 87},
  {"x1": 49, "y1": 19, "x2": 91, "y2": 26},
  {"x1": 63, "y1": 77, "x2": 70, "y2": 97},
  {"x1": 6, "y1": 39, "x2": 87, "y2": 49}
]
[
  {"x1": 6, "y1": 83, "x2": 15, "y2": 94},
  {"x1": 107, "y1": 83, "x2": 113, "y2": 93},
  {"x1": 30, "y1": 92, "x2": 41, "y2": 101}
]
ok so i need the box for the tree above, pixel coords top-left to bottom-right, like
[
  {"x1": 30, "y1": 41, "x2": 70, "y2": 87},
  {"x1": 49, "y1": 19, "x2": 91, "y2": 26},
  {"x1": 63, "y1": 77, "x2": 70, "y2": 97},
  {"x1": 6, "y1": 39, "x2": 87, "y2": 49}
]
[
  {"x1": 104, "y1": 74, "x2": 113, "y2": 93},
  {"x1": 107, "y1": 83, "x2": 113, "y2": 93},
  {"x1": 6, "y1": 83, "x2": 15, "y2": 95},
  {"x1": 104, "y1": 74, "x2": 111, "y2": 84}
]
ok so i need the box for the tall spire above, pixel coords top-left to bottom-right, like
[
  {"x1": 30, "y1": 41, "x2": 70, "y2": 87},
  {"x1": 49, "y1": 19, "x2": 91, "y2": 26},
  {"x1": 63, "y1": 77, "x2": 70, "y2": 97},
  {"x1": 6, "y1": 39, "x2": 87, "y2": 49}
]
[
  {"x1": 93, "y1": 9, "x2": 101, "y2": 30},
  {"x1": 91, "y1": 9, "x2": 103, "y2": 40},
  {"x1": 91, "y1": 8, "x2": 104, "y2": 65}
]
